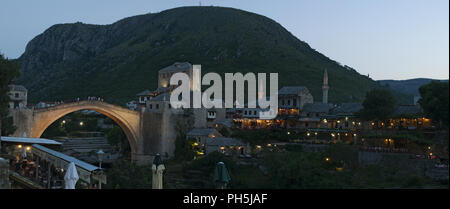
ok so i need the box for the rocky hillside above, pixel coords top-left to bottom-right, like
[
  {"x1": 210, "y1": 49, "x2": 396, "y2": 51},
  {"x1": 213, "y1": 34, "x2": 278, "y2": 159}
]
[{"x1": 16, "y1": 6, "x2": 378, "y2": 104}]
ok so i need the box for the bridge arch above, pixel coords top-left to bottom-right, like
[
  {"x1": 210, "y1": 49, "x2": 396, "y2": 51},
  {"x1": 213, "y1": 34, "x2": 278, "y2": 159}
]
[{"x1": 28, "y1": 101, "x2": 141, "y2": 159}]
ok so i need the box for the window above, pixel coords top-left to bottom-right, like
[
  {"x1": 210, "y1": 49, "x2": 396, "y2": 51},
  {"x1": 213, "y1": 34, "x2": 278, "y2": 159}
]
[
  {"x1": 281, "y1": 99, "x2": 285, "y2": 105},
  {"x1": 287, "y1": 100, "x2": 290, "y2": 105},
  {"x1": 150, "y1": 104, "x2": 152, "y2": 109},
  {"x1": 15, "y1": 93, "x2": 19, "y2": 98},
  {"x1": 293, "y1": 99, "x2": 297, "y2": 106},
  {"x1": 156, "y1": 104, "x2": 159, "y2": 109},
  {"x1": 244, "y1": 110, "x2": 247, "y2": 115},
  {"x1": 254, "y1": 110, "x2": 257, "y2": 115}
]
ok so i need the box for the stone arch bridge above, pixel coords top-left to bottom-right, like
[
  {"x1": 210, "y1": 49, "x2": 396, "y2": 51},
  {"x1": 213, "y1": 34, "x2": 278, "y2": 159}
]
[{"x1": 9, "y1": 100, "x2": 177, "y2": 164}]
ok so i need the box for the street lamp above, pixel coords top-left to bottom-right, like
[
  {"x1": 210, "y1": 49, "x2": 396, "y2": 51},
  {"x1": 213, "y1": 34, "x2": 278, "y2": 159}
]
[
  {"x1": 97, "y1": 149, "x2": 105, "y2": 189},
  {"x1": 97, "y1": 149, "x2": 104, "y2": 168}
]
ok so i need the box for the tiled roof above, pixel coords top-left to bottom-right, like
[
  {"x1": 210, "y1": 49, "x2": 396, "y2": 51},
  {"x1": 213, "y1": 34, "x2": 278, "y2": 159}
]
[
  {"x1": 393, "y1": 105, "x2": 422, "y2": 116},
  {"x1": 136, "y1": 89, "x2": 152, "y2": 96},
  {"x1": 278, "y1": 86, "x2": 307, "y2": 95},
  {"x1": 302, "y1": 103, "x2": 330, "y2": 113},
  {"x1": 332, "y1": 103, "x2": 363, "y2": 114},
  {"x1": 32, "y1": 144, "x2": 99, "y2": 172},
  {"x1": 8, "y1": 85, "x2": 27, "y2": 92},
  {"x1": 0, "y1": 136, "x2": 62, "y2": 145},
  {"x1": 150, "y1": 92, "x2": 170, "y2": 101},
  {"x1": 159, "y1": 62, "x2": 192, "y2": 73}
]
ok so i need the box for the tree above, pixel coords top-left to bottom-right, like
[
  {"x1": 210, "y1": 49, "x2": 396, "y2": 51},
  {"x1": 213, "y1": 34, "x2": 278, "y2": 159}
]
[
  {"x1": 418, "y1": 81, "x2": 449, "y2": 128},
  {"x1": 173, "y1": 109, "x2": 195, "y2": 161},
  {"x1": 359, "y1": 89, "x2": 396, "y2": 127},
  {"x1": 106, "y1": 125, "x2": 130, "y2": 156},
  {"x1": 105, "y1": 159, "x2": 152, "y2": 189},
  {"x1": 0, "y1": 54, "x2": 20, "y2": 137}
]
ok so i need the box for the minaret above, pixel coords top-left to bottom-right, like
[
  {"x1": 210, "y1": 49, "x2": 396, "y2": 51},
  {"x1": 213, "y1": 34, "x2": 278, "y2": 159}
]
[{"x1": 322, "y1": 69, "x2": 329, "y2": 104}]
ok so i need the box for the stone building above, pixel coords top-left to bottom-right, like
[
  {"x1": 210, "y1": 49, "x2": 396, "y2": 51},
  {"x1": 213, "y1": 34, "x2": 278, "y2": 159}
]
[
  {"x1": 136, "y1": 89, "x2": 152, "y2": 106},
  {"x1": 158, "y1": 62, "x2": 194, "y2": 90},
  {"x1": 298, "y1": 102, "x2": 331, "y2": 129},
  {"x1": 278, "y1": 86, "x2": 314, "y2": 116},
  {"x1": 8, "y1": 85, "x2": 27, "y2": 109},
  {"x1": 204, "y1": 137, "x2": 248, "y2": 155},
  {"x1": 186, "y1": 128, "x2": 223, "y2": 145}
]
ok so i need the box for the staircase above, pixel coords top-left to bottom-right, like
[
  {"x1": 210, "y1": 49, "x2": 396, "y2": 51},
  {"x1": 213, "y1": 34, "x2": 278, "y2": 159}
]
[{"x1": 54, "y1": 137, "x2": 119, "y2": 164}]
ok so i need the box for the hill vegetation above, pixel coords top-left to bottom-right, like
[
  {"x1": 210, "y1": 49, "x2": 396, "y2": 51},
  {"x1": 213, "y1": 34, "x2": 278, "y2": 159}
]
[{"x1": 15, "y1": 6, "x2": 379, "y2": 104}]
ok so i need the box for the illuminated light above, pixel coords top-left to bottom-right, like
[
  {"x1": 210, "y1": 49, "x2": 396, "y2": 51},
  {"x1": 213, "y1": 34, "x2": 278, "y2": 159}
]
[
  {"x1": 428, "y1": 146, "x2": 431, "y2": 150},
  {"x1": 267, "y1": 144, "x2": 272, "y2": 147},
  {"x1": 314, "y1": 132, "x2": 318, "y2": 136},
  {"x1": 238, "y1": 146, "x2": 242, "y2": 150},
  {"x1": 287, "y1": 131, "x2": 290, "y2": 135},
  {"x1": 337, "y1": 133, "x2": 340, "y2": 136},
  {"x1": 197, "y1": 151, "x2": 204, "y2": 155},
  {"x1": 429, "y1": 153, "x2": 433, "y2": 156},
  {"x1": 62, "y1": 120, "x2": 66, "y2": 124},
  {"x1": 306, "y1": 133, "x2": 310, "y2": 136},
  {"x1": 193, "y1": 142, "x2": 199, "y2": 146},
  {"x1": 371, "y1": 122, "x2": 375, "y2": 126},
  {"x1": 331, "y1": 133, "x2": 335, "y2": 137},
  {"x1": 390, "y1": 123, "x2": 394, "y2": 126},
  {"x1": 26, "y1": 146, "x2": 31, "y2": 151},
  {"x1": 352, "y1": 122, "x2": 355, "y2": 125},
  {"x1": 336, "y1": 167, "x2": 343, "y2": 172},
  {"x1": 256, "y1": 145, "x2": 262, "y2": 149},
  {"x1": 18, "y1": 145, "x2": 22, "y2": 148},
  {"x1": 323, "y1": 119, "x2": 328, "y2": 123},
  {"x1": 381, "y1": 123, "x2": 384, "y2": 126},
  {"x1": 353, "y1": 134, "x2": 357, "y2": 137},
  {"x1": 345, "y1": 117, "x2": 349, "y2": 121},
  {"x1": 220, "y1": 146, "x2": 225, "y2": 150},
  {"x1": 325, "y1": 157, "x2": 330, "y2": 162},
  {"x1": 215, "y1": 124, "x2": 219, "y2": 128},
  {"x1": 337, "y1": 120, "x2": 341, "y2": 123},
  {"x1": 79, "y1": 122, "x2": 84, "y2": 126},
  {"x1": 345, "y1": 133, "x2": 348, "y2": 136},
  {"x1": 358, "y1": 122, "x2": 361, "y2": 125}
]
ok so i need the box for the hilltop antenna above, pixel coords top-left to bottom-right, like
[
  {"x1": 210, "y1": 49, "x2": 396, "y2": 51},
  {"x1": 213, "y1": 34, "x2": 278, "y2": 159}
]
[{"x1": 199, "y1": 1, "x2": 202, "y2": 6}]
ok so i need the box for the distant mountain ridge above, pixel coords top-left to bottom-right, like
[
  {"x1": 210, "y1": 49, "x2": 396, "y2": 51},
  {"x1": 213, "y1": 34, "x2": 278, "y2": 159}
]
[
  {"x1": 378, "y1": 78, "x2": 449, "y2": 97},
  {"x1": 15, "y1": 6, "x2": 379, "y2": 104}
]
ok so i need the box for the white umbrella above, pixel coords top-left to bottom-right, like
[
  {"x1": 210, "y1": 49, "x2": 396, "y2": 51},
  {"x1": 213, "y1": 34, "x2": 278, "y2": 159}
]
[{"x1": 64, "y1": 162, "x2": 79, "y2": 189}]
